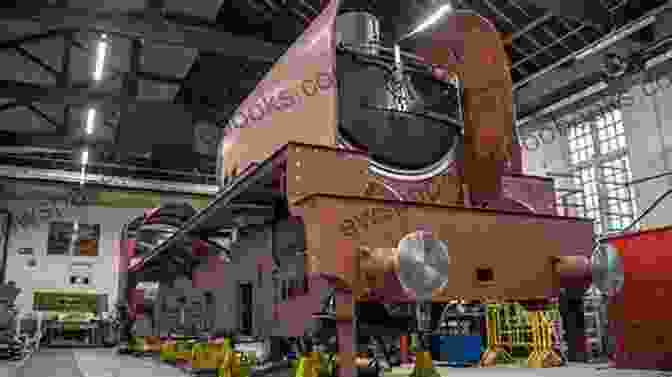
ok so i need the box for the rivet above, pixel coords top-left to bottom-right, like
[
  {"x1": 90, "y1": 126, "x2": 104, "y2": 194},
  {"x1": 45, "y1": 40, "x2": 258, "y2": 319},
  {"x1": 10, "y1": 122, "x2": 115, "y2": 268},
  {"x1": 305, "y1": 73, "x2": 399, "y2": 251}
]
[
  {"x1": 296, "y1": 176, "x2": 301, "y2": 181},
  {"x1": 296, "y1": 161, "x2": 301, "y2": 167}
]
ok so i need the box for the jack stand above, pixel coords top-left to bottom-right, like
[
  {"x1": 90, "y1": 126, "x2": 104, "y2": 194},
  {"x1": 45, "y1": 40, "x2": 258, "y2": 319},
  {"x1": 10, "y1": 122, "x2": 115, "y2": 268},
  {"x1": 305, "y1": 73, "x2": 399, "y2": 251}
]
[
  {"x1": 527, "y1": 312, "x2": 562, "y2": 368},
  {"x1": 218, "y1": 349, "x2": 242, "y2": 377},
  {"x1": 160, "y1": 338, "x2": 177, "y2": 363},
  {"x1": 408, "y1": 333, "x2": 439, "y2": 377},
  {"x1": 409, "y1": 350, "x2": 440, "y2": 377},
  {"x1": 480, "y1": 305, "x2": 512, "y2": 367},
  {"x1": 295, "y1": 352, "x2": 322, "y2": 377}
]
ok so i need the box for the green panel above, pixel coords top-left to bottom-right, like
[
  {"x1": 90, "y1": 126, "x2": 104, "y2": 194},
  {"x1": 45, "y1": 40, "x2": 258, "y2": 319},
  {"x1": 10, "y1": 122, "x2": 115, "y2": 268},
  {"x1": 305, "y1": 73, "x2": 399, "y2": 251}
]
[
  {"x1": 33, "y1": 290, "x2": 98, "y2": 313},
  {"x1": 92, "y1": 190, "x2": 212, "y2": 209},
  {"x1": 63, "y1": 323, "x2": 82, "y2": 331}
]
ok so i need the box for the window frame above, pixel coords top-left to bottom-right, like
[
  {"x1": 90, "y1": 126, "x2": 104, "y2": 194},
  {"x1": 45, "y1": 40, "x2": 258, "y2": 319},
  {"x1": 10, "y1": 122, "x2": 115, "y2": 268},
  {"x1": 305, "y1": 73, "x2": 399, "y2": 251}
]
[{"x1": 565, "y1": 107, "x2": 637, "y2": 235}]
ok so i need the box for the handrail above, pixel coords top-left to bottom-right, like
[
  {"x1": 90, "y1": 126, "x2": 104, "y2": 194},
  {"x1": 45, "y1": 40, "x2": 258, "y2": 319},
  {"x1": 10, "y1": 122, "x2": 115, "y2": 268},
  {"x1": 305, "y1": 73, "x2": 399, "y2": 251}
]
[{"x1": 597, "y1": 187, "x2": 672, "y2": 241}]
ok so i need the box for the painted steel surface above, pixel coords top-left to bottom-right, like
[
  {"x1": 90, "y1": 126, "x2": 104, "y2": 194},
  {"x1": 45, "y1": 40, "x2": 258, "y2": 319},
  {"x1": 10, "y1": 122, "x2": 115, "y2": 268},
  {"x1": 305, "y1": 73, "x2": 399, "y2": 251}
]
[
  {"x1": 219, "y1": 0, "x2": 341, "y2": 180},
  {"x1": 604, "y1": 227, "x2": 672, "y2": 369},
  {"x1": 291, "y1": 193, "x2": 593, "y2": 301}
]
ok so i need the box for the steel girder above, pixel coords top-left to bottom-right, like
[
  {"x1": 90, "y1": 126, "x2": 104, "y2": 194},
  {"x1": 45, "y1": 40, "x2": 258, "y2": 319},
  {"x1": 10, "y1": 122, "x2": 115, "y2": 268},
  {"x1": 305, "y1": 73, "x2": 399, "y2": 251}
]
[
  {"x1": 0, "y1": 6, "x2": 288, "y2": 63},
  {"x1": 0, "y1": 80, "x2": 237, "y2": 123}
]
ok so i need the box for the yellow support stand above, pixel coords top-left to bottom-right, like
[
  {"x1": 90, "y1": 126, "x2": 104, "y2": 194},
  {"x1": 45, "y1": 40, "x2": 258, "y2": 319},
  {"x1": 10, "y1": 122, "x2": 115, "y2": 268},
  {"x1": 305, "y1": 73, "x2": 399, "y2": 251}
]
[
  {"x1": 527, "y1": 312, "x2": 541, "y2": 368},
  {"x1": 526, "y1": 312, "x2": 562, "y2": 368},
  {"x1": 218, "y1": 350, "x2": 243, "y2": 377},
  {"x1": 480, "y1": 304, "x2": 512, "y2": 367},
  {"x1": 160, "y1": 339, "x2": 177, "y2": 363},
  {"x1": 175, "y1": 338, "x2": 195, "y2": 363},
  {"x1": 216, "y1": 339, "x2": 242, "y2": 377},
  {"x1": 409, "y1": 351, "x2": 440, "y2": 377},
  {"x1": 294, "y1": 352, "x2": 321, "y2": 377},
  {"x1": 239, "y1": 352, "x2": 254, "y2": 377},
  {"x1": 193, "y1": 341, "x2": 227, "y2": 371}
]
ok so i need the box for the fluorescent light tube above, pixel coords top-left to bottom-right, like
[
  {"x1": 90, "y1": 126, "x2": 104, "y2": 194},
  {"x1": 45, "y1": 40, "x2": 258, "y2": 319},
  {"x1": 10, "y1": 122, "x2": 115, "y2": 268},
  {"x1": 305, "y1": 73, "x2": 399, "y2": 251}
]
[
  {"x1": 81, "y1": 149, "x2": 89, "y2": 166},
  {"x1": 85, "y1": 108, "x2": 96, "y2": 135},
  {"x1": 93, "y1": 35, "x2": 108, "y2": 81},
  {"x1": 410, "y1": 3, "x2": 453, "y2": 36}
]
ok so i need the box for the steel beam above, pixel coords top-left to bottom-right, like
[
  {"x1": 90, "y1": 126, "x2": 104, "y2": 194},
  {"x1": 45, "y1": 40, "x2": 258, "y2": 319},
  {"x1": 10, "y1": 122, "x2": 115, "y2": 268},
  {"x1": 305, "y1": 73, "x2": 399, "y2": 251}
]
[
  {"x1": 0, "y1": 102, "x2": 21, "y2": 112},
  {"x1": 116, "y1": 39, "x2": 143, "y2": 151},
  {"x1": 504, "y1": 12, "x2": 554, "y2": 45},
  {"x1": 60, "y1": 32, "x2": 74, "y2": 135},
  {"x1": 13, "y1": 46, "x2": 60, "y2": 77},
  {"x1": 70, "y1": 38, "x2": 185, "y2": 84},
  {"x1": 0, "y1": 164, "x2": 219, "y2": 195},
  {"x1": 0, "y1": 30, "x2": 70, "y2": 50},
  {"x1": 514, "y1": 4, "x2": 671, "y2": 89},
  {"x1": 26, "y1": 104, "x2": 63, "y2": 129},
  {"x1": 0, "y1": 80, "x2": 237, "y2": 123},
  {"x1": 0, "y1": 6, "x2": 288, "y2": 63}
]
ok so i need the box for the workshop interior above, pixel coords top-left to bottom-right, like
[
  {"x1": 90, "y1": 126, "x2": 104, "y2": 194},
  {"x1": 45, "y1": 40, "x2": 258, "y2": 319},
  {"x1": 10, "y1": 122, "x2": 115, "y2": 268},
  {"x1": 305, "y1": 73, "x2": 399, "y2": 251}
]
[{"x1": 1, "y1": 0, "x2": 672, "y2": 376}]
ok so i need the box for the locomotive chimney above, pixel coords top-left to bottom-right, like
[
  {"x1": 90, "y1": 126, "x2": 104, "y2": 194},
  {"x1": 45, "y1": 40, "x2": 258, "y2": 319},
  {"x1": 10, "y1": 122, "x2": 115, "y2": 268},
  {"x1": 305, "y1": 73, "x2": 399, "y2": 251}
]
[{"x1": 335, "y1": 11, "x2": 381, "y2": 56}]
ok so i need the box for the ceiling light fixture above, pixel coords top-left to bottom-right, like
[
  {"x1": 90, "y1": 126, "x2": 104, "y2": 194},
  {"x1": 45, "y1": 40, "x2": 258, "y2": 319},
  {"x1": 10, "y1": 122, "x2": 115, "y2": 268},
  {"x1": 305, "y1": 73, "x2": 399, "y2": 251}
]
[
  {"x1": 93, "y1": 34, "x2": 109, "y2": 82},
  {"x1": 85, "y1": 108, "x2": 96, "y2": 135},
  {"x1": 79, "y1": 166, "x2": 86, "y2": 185},
  {"x1": 404, "y1": 2, "x2": 453, "y2": 39}
]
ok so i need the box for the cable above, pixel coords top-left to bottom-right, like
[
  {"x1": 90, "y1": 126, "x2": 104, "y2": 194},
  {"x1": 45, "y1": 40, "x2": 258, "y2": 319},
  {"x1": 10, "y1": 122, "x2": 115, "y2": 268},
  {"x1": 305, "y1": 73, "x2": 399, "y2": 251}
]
[
  {"x1": 622, "y1": 187, "x2": 672, "y2": 233},
  {"x1": 596, "y1": 187, "x2": 672, "y2": 244}
]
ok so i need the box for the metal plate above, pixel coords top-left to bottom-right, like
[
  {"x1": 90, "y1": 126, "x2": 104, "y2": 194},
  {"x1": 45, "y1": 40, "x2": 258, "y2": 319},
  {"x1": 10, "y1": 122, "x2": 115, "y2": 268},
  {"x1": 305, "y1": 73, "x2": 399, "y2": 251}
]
[
  {"x1": 591, "y1": 243, "x2": 624, "y2": 296},
  {"x1": 336, "y1": 54, "x2": 461, "y2": 179},
  {"x1": 397, "y1": 230, "x2": 450, "y2": 300}
]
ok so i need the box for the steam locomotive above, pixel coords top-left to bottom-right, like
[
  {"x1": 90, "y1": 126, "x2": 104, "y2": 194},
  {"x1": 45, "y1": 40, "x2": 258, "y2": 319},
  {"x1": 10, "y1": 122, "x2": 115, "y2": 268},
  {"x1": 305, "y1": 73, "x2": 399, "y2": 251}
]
[{"x1": 126, "y1": 0, "x2": 598, "y2": 374}]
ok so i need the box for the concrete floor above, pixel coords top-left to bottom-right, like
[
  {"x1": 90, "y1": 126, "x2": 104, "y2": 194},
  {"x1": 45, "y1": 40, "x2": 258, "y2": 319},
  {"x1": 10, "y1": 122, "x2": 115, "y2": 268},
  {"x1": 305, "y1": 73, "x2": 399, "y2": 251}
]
[
  {"x1": 389, "y1": 364, "x2": 672, "y2": 377},
  {"x1": 0, "y1": 348, "x2": 188, "y2": 377},
  {"x1": 0, "y1": 349, "x2": 670, "y2": 377}
]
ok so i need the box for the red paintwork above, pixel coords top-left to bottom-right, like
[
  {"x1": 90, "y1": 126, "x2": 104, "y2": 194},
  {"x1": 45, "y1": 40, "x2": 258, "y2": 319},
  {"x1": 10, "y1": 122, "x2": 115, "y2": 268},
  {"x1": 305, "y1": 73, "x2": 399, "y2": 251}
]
[
  {"x1": 605, "y1": 227, "x2": 672, "y2": 370},
  {"x1": 606, "y1": 227, "x2": 672, "y2": 321},
  {"x1": 274, "y1": 276, "x2": 330, "y2": 336},
  {"x1": 128, "y1": 288, "x2": 145, "y2": 320}
]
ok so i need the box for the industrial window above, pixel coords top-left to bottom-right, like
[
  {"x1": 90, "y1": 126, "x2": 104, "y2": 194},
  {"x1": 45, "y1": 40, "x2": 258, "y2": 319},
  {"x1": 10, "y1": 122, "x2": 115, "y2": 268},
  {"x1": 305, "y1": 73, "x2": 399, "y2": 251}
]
[
  {"x1": 566, "y1": 108, "x2": 637, "y2": 235},
  {"x1": 47, "y1": 222, "x2": 100, "y2": 256},
  {"x1": 69, "y1": 274, "x2": 91, "y2": 286},
  {"x1": 568, "y1": 122, "x2": 595, "y2": 165}
]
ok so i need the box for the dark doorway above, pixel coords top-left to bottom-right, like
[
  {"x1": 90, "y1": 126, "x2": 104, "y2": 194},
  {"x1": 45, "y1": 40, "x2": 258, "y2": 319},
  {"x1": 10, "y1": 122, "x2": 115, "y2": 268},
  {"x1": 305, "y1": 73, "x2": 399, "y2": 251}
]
[{"x1": 238, "y1": 282, "x2": 253, "y2": 336}]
